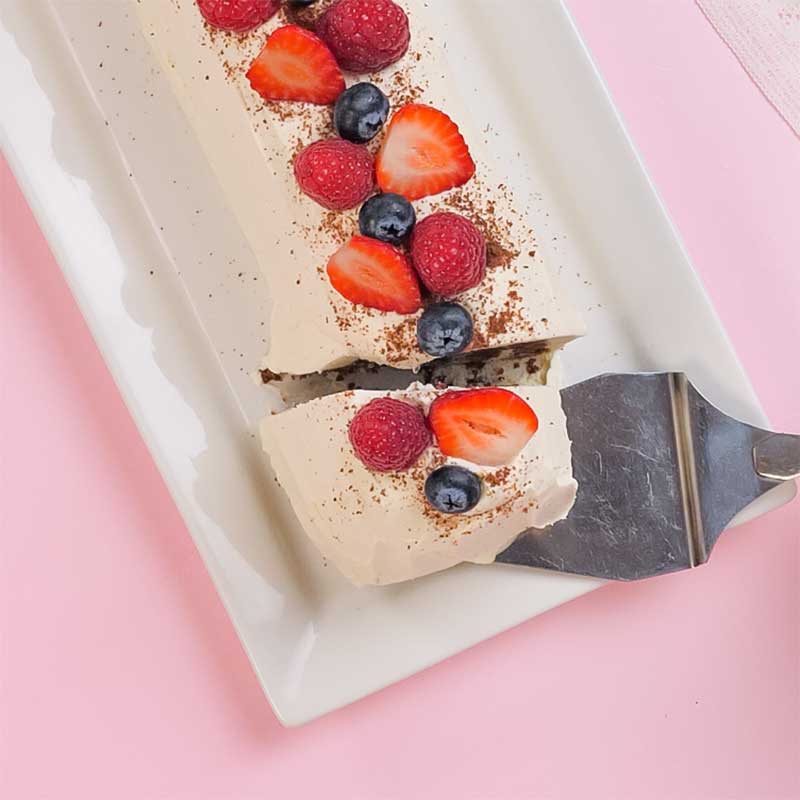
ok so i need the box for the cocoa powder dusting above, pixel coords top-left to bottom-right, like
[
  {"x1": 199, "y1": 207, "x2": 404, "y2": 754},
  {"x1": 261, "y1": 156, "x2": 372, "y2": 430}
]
[
  {"x1": 484, "y1": 467, "x2": 511, "y2": 488},
  {"x1": 320, "y1": 210, "x2": 355, "y2": 246},
  {"x1": 381, "y1": 61, "x2": 427, "y2": 107},
  {"x1": 383, "y1": 316, "x2": 419, "y2": 363}
]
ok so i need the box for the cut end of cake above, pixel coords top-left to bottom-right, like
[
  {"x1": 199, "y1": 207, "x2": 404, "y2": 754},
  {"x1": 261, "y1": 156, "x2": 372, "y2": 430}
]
[{"x1": 260, "y1": 345, "x2": 559, "y2": 409}]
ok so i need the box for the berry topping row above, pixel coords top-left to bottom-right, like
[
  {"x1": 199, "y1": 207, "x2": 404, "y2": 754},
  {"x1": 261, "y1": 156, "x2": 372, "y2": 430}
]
[
  {"x1": 348, "y1": 389, "x2": 540, "y2": 513},
  {"x1": 290, "y1": 96, "x2": 484, "y2": 356},
  {"x1": 196, "y1": 0, "x2": 504, "y2": 362}
]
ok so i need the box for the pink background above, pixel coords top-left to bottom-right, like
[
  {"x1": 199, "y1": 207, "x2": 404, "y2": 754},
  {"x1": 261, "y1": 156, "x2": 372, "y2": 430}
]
[{"x1": 2, "y1": 1, "x2": 798, "y2": 798}]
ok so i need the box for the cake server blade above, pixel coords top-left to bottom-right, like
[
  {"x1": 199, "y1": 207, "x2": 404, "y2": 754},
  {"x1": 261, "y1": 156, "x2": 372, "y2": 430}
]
[{"x1": 497, "y1": 372, "x2": 798, "y2": 580}]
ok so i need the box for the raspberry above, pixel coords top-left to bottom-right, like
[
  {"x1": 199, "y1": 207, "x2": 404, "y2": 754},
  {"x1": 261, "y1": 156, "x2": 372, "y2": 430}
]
[
  {"x1": 410, "y1": 212, "x2": 487, "y2": 296},
  {"x1": 349, "y1": 398, "x2": 431, "y2": 472},
  {"x1": 318, "y1": 0, "x2": 410, "y2": 73},
  {"x1": 294, "y1": 139, "x2": 375, "y2": 210},
  {"x1": 196, "y1": 0, "x2": 280, "y2": 32}
]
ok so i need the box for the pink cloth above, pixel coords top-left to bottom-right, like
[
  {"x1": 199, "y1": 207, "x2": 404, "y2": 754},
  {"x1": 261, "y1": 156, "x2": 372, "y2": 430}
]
[
  {"x1": 1, "y1": 2, "x2": 799, "y2": 798},
  {"x1": 697, "y1": 0, "x2": 800, "y2": 135}
]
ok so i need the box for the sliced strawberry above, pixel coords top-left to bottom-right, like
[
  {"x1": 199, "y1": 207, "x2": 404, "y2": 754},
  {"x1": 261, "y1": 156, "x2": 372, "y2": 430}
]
[
  {"x1": 375, "y1": 104, "x2": 476, "y2": 201},
  {"x1": 246, "y1": 25, "x2": 345, "y2": 105},
  {"x1": 327, "y1": 236, "x2": 422, "y2": 314},
  {"x1": 429, "y1": 388, "x2": 539, "y2": 467}
]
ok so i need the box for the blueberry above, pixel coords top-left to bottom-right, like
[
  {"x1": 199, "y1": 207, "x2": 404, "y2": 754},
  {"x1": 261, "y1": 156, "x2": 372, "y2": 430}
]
[
  {"x1": 334, "y1": 83, "x2": 390, "y2": 144},
  {"x1": 289, "y1": 0, "x2": 318, "y2": 6},
  {"x1": 425, "y1": 466, "x2": 482, "y2": 514},
  {"x1": 416, "y1": 302, "x2": 474, "y2": 357},
  {"x1": 359, "y1": 193, "x2": 416, "y2": 245}
]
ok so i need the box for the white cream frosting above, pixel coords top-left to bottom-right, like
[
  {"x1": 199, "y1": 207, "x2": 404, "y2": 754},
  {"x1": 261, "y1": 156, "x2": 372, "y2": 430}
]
[
  {"x1": 136, "y1": 0, "x2": 585, "y2": 374},
  {"x1": 261, "y1": 383, "x2": 577, "y2": 585}
]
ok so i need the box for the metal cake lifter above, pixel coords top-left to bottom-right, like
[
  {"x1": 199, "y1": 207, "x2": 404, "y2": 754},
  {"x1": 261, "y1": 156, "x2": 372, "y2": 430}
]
[{"x1": 498, "y1": 372, "x2": 799, "y2": 580}]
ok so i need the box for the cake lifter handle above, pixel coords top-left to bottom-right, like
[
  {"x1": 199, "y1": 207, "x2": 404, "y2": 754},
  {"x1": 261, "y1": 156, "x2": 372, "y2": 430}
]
[{"x1": 753, "y1": 433, "x2": 800, "y2": 481}]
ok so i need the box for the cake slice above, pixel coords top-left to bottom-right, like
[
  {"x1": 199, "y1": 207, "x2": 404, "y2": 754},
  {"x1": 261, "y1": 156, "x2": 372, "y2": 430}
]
[
  {"x1": 261, "y1": 382, "x2": 576, "y2": 585},
  {"x1": 135, "y1": 0, "x2": 585, "y2": 374}
]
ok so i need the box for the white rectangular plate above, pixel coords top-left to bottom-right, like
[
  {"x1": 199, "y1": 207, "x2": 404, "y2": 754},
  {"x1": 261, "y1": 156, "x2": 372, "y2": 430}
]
[{"x1": 2, "y1": 0, "x2": 793, "y2": 725}]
